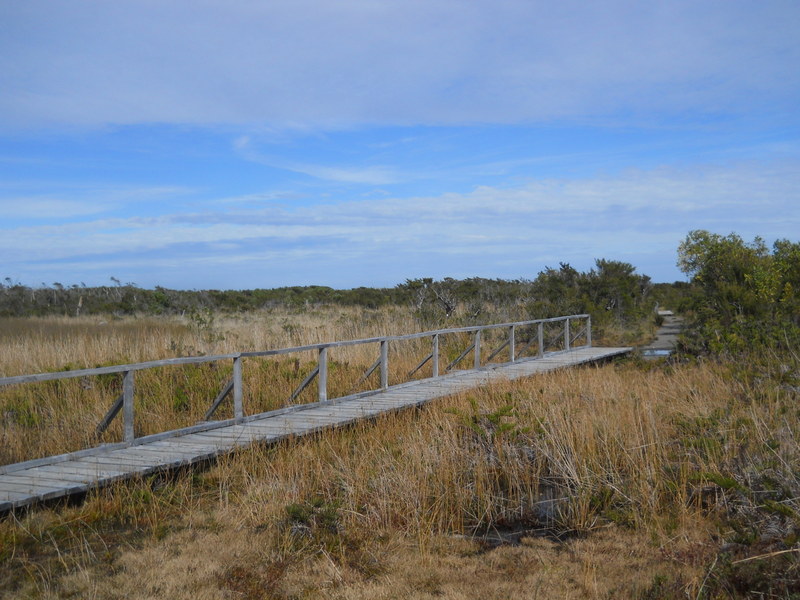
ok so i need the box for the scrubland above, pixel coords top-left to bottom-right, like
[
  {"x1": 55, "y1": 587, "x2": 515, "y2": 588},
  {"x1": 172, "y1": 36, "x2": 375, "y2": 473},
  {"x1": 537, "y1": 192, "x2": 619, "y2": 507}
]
[{"x1": 1, "y1": 307, "x2": 799, "y2": 598}]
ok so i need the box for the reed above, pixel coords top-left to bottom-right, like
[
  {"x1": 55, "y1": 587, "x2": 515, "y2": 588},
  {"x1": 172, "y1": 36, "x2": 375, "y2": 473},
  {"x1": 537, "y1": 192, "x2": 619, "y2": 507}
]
[
  {"x1": 2, "y1": 312, "x2": 797, "y2": 598},
  {"x1": 0, "y1": 307, "x2": 426, "y2": 465}
]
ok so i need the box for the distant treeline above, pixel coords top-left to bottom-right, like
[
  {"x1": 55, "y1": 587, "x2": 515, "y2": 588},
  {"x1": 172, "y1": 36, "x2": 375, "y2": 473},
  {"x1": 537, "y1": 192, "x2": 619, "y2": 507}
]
[
  {"x1": 0, "y1": 278, "x2": 406, "y2": 317},
  {"x1": 1, "y1": 265, "x2": 676, "y2": 320},
  {"x1": 0, "y1": 276, "x2": 546, "y2": 318},
  {"x1": 2, "y1": 261, "x2": 686, "y2": 347}
]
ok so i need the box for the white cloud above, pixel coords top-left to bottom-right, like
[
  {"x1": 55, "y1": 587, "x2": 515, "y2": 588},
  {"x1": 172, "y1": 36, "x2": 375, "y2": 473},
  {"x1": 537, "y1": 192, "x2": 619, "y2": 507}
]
[
  {"x1": 2, "y1": 160, "x2": 797, "y2": 285},
  {"x1": 0, "y1": 197, "x2": 107, "y2": 219},
  {"x1": 0, "y1": 185, "x2": 194, "y2": 219},
  {"x1": 1, "y1": 1, "x2": 797, "y2": 129},
  {"x1": 234, "y1": 136, "x2": 400, "y2": 184}
]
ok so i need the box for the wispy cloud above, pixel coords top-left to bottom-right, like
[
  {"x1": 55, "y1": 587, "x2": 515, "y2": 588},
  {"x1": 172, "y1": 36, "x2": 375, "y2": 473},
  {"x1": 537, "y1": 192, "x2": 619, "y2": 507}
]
[
  {"x1": 2, "y1": 161, "x2": 797, "y2": 286},
  {"x1": 0, "y1": 197, "x2": 107, "y2": 219},
  {"x1": 1, "y1": 2, "x2": 797, "y2": 289},
  {"x1": 234, "y1": 136, "x2": 401, "y2": 184},
  {"x1": 0, "y1": 184, "x2": 194, "y2": 220}
]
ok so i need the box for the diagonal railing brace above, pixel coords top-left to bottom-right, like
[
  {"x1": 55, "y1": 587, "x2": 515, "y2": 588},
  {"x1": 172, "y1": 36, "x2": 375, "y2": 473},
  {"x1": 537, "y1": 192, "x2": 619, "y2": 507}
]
[
  {"x1": 95, "y1": 392, "x2": 124, "y2": 438},
  {"x1": 485, "y1": 339, "x2": 510, "y2": 363},
  {"x1": 407, "y1": 352, "x2": 434, "y2": 377},
  {"x1": 203, "y1": 379, "x2": 234, "y2": 421},
  {"x1": 348, "y1": 355, "x2": 382, "y2": 394},
  {"x1": 287, "y1": 365, "x2": 319, "y2": 404},
  {"x1": 445, "y1": 342, "x2": 475, "y2": 372}
]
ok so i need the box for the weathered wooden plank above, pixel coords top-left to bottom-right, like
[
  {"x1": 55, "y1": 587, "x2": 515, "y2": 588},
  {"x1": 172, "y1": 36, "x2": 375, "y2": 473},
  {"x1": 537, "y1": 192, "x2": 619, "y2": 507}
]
[
  {"x1": 185, "y1": 429, "x2": 260, "y2": 442},
  {"x1": 358, "y1": 399, "x2": 418, "y2": 407},
  {"x1": 163, "y1": 438, "x2": 231, "y2": 452},
  {"x1": 0, "y1": 353, "x2": 240, "y2": 386},
  {"x1": 177, "y1": 433, "x2": 250, "y2": 447},
  {"x1": 36, "y1": 463, "x2": 128, "y2": 479},
  {"x1": 0, "y1": 480, "x2": 84, "y2": 504},
  {"x1": 125, "y1": 442, "x2": 216, "y2": 457},
  {"x1": 358, "y1": 393, "x2": 420, "y2": 401},
  {"x1": 0, "y1": 488, "x2": 38, "y2": 502},
  {"x1": 234, "y1": 419, "x2": 298, "y2": 430},
  {"x1": 175, "y1": 431, "x2": 241, "y2": 443},
  {"x1": 110, "y1": 447, "x2": 194, "y2": 462},
  {"x1": 204, "y1": 379, "x2": 234, "y2": 421},
  {"x1": 73, "y1": 458, "x2": 154, "y2": 474},
  {"x1": 278, "y1": 413, "x2": 350, "y2": 425},
  {"x1": 269, "y1": 420, "x2": 328, "y2": 431},
  {"x1": 0, "y1": 498, "x2": 20, "y2": 511},
  {"x1": 305, "y1": 408, "x2": 382, "y2": 417},
  {"x1": 0, "y1": 473, "x2": 86, "y2": 490},
  {"x1": 229, "y1": 424, "x2": 290, "y2": 438},
  {"x1": 0, "y1": 316, "x2": 592, "y2": 388},
  {"x1": 0, "y1": 476, "x2": 77, "y2": 495},
  {"x1": 93, "y1": 453, "x2": 181, "y2": 471},
  {"x1": 86, "y1": 452, "x2": 163, "y2": 467},
  {"x1": 26, "y1": 467, "x2": 123, "y2": 486},
  {"x1": 111, "y1": 450, "x2": 209, "y2": 468},
  {"x1": 16, "y1": 469, "x2": 102, "y2": 485},
  {"x1": 283, "y1": 412, "x2": 351, "y2": 421},
  {"x1": 1, "y1": 342, "x2": 630, "y2": 512}
]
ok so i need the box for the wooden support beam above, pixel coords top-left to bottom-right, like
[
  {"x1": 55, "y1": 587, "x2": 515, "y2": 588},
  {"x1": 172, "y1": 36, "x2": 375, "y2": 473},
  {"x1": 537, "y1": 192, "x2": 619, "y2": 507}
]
[
  {"x1": 486, "y1": 339, "x2": 510, "y2": 363},
  {"x1": 122, "y1": 370, "x2": 135, "y2": 443},
  {"x1": 233, "y1": 356, "x2": 243, "y2": 419},
  {"x1": 380, "y1": 340, "x2": 388, "y2": 389},
  {"x1": 538, "y1": 322, "x2": 544, "y2": 358},
  {"x1": 96, "y1": 392, "x2": 124, "y2": 438},
  {"x1": 445, "y1": 342, "x2": 475, "y2": 372},
  {"x1": 407, "y1": 352, "x2": 433, "y2": 378},
  {"x1": 203, "y1": 379, "x2": 234, "y2": 421},
  {"x1": 348, "y1": 355, "x2": 382, "y2": 394},
  {"x1": 287, "y1": 366, "x2": 319, "y2": 404},
  {"x1": 432, "y1": 334, "x2": 439, "y2": 377},
  {"x1": 318, "y1": 347, "x2": 328, "y2": 403}
]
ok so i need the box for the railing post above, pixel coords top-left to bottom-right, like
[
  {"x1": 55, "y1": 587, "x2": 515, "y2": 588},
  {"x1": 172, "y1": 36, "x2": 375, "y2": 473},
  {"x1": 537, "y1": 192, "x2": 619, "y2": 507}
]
[
  {"x1": 122, "y1": 370, "x2": 134, "y2": 442},
  {"x1": 380, "y1": 340, "x2": 388, "y2": 389},
  {"x1": 564, "y1": 318, "x2": 571, "y2": 351},
  {"x1": 537, "y1": 322, "x2": 544, "y2": 357},
  {"x1": 318, "y1": 346, "x2": 328, "y2": 402},
  {"x1": 509, "y1": 325, "x2": 516, "y2": 362},
  {"x1": 432, "y1": 334, "x2": 439, "y2": 378},
  {"x1": 233, "y1": 356, "x2": 243, "y2": 420},
  {"x1": 586, "y1": 315, "x2": 592, "y2": 347},
  {"x1": 474, "y1": 330, "x2": 481, "y2": 369}
]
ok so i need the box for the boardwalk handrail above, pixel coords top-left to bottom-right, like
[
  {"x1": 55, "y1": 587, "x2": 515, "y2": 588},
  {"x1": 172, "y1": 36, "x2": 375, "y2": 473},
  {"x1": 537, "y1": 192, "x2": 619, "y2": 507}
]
[{"x1": 0, "y1": 314, "x2": 591, "y2": 445}]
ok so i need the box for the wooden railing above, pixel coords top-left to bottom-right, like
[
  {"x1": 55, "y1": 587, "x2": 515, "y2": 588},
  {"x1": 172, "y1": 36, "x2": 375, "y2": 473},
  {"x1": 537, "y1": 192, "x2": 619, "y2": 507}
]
[{"x1": 0, "y1": 315, "x2": 590, "y2": 447}]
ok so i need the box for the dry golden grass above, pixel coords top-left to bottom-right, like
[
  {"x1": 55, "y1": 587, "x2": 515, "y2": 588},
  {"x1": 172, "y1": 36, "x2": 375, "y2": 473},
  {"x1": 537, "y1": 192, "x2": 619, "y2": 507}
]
[
  {"x1": 4, "y1": 343, "x2": 798, "y2": 598},
  {"x1": 0, "y1": 307, "x2": 581, "y2": 465},
  {"x1": 2, "y1": 309, "x2": 798, "y2": 598},
  {"x1": 0, "y1": 307, "x2": 430, "y2": 464}
]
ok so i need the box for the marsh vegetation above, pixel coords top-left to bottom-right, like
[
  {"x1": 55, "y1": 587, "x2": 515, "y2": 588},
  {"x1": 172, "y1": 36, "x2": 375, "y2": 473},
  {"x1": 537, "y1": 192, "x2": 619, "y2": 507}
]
[{"x1": 2, "y1": 234, "x2": 800, "y2": 598}]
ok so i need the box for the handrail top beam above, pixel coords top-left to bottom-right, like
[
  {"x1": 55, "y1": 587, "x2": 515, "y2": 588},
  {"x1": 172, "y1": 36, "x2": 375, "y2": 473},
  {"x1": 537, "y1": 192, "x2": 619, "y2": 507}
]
[{"x1": 0, "y1": 314, "x2": 589, "y2": 386}]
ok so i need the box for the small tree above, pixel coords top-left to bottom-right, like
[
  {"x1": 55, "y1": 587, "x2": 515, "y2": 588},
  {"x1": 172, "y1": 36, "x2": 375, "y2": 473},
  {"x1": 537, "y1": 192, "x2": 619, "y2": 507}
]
[{"x1": 677, "y1": 230, "x2": 800, "y2": 353}]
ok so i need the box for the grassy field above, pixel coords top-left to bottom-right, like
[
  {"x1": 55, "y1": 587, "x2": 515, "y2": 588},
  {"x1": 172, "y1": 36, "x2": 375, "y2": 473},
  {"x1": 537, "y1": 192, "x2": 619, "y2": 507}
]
[
  {"x1": 1, "y1": 308, "x2": 798, "y2": 598},
  {"x1": 0, "y1": 306, "x2": 428, "y2": 464},
  {"x1": 0, "y1": 307, "x2": 599, "y2": 466}
]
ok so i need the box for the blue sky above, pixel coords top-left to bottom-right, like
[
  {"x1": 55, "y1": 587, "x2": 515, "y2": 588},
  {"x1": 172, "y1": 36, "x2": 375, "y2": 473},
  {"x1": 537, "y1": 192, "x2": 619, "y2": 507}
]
[{"x1": 1, "y1": 1, "x2": 799, "y2": 289}]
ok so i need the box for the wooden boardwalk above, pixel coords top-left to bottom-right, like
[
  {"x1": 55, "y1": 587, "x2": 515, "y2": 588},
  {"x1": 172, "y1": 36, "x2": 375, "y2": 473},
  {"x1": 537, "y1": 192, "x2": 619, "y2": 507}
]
[{"x1": 0, "y1": 345, "x2": 629, "y2": 512}]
